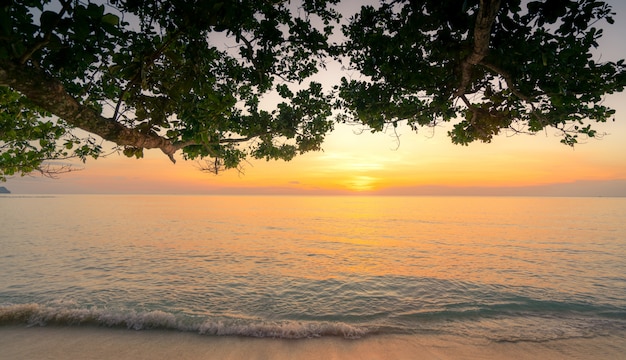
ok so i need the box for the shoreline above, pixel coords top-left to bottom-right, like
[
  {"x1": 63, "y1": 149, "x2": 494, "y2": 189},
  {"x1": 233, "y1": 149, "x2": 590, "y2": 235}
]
[{"x1": 2, "y1": 326, "x2": 626, "y2": 360}]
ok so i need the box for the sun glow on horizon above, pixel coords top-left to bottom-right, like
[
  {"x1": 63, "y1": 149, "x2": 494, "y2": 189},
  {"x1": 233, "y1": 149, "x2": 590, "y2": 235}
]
[{"x1": 344, "y1": 175, "x2": 378, "y2": 192}]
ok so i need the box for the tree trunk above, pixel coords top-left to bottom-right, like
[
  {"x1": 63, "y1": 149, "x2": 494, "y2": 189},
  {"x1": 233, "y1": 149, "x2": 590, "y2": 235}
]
[{"x1": 454, "y1": 0, "x2": 502, "y2": 98}]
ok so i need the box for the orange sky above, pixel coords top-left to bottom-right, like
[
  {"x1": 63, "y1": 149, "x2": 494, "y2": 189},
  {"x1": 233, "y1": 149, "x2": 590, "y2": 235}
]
[{"x1": 5, "y1": 1, "x2": 626, "y2": 195}]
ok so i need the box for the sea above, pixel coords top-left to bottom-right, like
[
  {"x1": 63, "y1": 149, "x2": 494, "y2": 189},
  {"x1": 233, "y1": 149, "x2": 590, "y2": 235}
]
[{"x1": 1, "y1": 195, "x2": 625, "y2": 343}]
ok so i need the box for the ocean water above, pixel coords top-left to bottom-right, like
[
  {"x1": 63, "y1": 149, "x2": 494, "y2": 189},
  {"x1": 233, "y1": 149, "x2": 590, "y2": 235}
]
[{"x1": 1, "y1": 195, "x2": 625, "y2": 342}]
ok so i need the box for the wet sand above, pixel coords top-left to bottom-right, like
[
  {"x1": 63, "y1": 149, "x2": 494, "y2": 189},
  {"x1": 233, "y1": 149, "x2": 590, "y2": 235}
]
[{"x1": 2, "y1": 326, "x2": 625, "y2": 360}]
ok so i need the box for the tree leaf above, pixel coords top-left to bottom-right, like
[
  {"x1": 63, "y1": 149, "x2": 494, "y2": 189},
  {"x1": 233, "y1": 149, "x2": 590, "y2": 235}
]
[
  {"x1": 102, "y1": 13, "x2": 120, "y2": 26},
  {"x1": 40, "y1": 11, "x2": 58, "y2": 33}
]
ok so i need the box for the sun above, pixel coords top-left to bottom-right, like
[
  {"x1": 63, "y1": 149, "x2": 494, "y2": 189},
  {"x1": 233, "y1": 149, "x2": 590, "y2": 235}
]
[{"x1": 345, "y1": 176, "x2": 377, "y2": 192}]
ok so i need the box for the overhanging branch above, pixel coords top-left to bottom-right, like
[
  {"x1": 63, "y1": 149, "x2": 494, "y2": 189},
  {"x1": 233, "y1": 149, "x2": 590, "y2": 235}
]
[{"x1": 1, "y1": 60, "x2": 186, "y2": 163}]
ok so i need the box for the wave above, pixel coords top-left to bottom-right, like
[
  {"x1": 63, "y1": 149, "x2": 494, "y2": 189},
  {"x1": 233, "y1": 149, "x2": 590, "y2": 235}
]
[
  {"x1": 2, "y1": 299, "x2": 625, "y2": 342},
  {"x1": 0, "y1": 303, "x2": 370, "y2": 339}
]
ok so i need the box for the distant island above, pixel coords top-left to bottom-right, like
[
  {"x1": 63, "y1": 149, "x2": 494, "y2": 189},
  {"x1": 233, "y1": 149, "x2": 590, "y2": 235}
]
[{"x1": 0, "y1": 186, "x2": 10, "y2": 194}]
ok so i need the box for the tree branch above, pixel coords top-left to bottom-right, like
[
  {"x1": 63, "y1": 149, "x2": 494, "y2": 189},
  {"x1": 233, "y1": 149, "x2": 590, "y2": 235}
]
[
  {"x1": 1, "y1": 60, "x2": 185, "y2": 163},
  {"x1": 113, "y1": 30, "x2": 182, "y2": 122},
  {"x1": 454, "y1": 0, "x2": 501, "y2": 98},
  {"x1": 479, "y1": 60, "x2": 550, "y2": 127},
  {"x1": 19, "y1": 0, "x2": 72, "y2": 64},
  {"x1": 238, "y1": 34, "x2": 273, "y2": 85},
  {"x1": 479, "y1": 61, "x2": 532, "y2": 102}
]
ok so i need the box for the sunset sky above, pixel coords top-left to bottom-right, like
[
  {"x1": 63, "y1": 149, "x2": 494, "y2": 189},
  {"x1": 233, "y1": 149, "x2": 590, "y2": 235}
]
[{"x1": 5, "y1": 0, "x2": 626, "y2": 195}]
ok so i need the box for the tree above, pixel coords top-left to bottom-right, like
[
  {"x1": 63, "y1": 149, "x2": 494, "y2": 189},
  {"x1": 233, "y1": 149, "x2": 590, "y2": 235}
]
[
  {"x1": 0, "y1": 0, "x2": 340, "y2": 179},
  {"x1": 337, "y1": 0, "x2": 626, "y2": 146},
  {"x1": 2, "y1": 1, "x2": 625, "y2": 181}
]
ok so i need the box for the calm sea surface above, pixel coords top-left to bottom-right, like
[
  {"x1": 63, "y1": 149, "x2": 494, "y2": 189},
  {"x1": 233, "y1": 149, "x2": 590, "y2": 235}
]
[{"x1": 1, "y1": 195, "x2": 625, "y2": 341}]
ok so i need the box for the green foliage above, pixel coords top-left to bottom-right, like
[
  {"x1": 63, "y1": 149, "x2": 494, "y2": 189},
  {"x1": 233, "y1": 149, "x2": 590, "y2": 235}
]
[
  {"x1": 1, "y1": 0, "x2": 341, "y2": 177},
  {"x1": 1, "y1": 0, "x2": 625, "y2": 180},
  {"x1": 0, "y1": 87, "x2": 101, "y2": 180},
  {"x1": 338, "y1": 0, "x2": 626, "y2": 145}
]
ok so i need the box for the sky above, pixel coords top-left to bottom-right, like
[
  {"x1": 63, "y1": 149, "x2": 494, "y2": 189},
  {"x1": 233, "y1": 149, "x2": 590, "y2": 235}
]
[{"x1": 4, "y1": 0, "x2": 626, "y2": 195}]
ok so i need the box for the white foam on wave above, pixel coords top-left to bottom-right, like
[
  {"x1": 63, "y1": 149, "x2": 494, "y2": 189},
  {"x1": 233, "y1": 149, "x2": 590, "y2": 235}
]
[
  {"x1": 97, "y1": 309, "x2": 181, "y2": 330},
  {"x1": 0, "y1": 303, "x2": 370, "y2": 339},
  {"x1": 0, "y1": 303, "x2": 182, "y2": 330},
  {"x1": 198, "y1": 319, "x2": 369, "y2": 339}
]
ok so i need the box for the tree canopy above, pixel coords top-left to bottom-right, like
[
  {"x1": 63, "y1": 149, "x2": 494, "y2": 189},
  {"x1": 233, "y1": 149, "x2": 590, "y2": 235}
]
[
  {"x1": 1, "y1": 0, "x2": 625, "y2": 180},
  {"x1": 1, "y1": 0, "x2": 341, "y2": 178},
  {"x1": 338, "y1": 0, "x2": 626, "y2": 146}
]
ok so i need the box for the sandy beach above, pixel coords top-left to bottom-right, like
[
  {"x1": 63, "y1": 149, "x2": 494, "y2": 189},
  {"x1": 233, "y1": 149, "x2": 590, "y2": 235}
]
[{"x1": 2, "y1": 326, "x2": 626, "y2": 360}]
